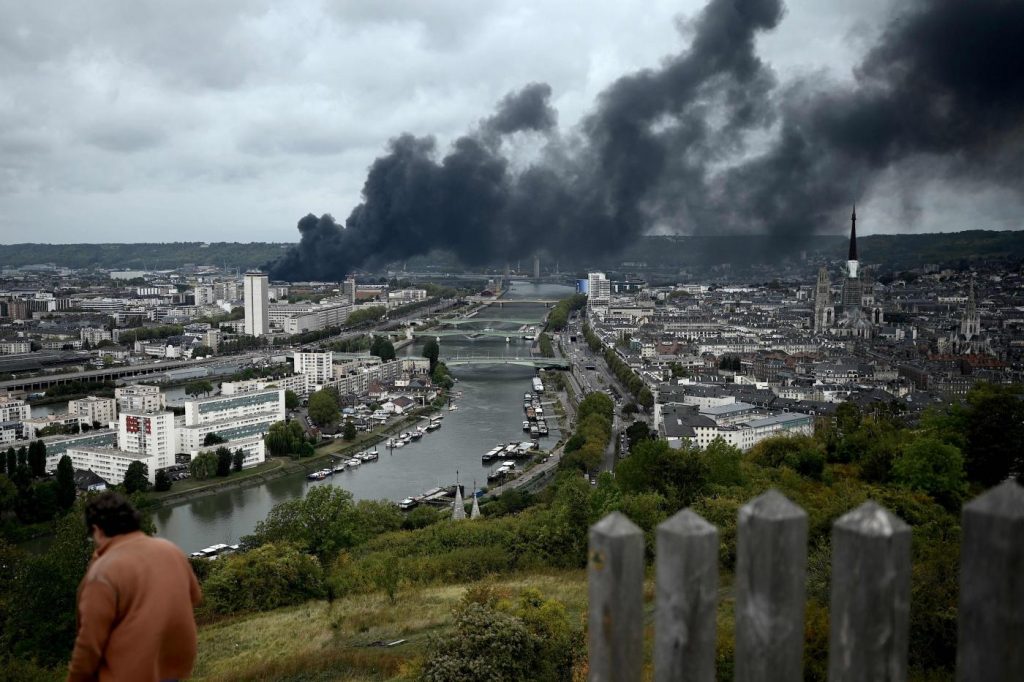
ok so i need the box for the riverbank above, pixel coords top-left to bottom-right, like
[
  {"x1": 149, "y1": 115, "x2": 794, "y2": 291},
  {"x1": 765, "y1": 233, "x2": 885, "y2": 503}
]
[{"x1": 147, "y1": 406, "x2": 443, "y2": 510}]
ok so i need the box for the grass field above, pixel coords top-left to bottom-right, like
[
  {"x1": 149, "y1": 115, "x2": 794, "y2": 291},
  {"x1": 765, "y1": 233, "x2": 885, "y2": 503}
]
[{"x1": 191, "y1": 570, "x2": 589, "y2": 682}]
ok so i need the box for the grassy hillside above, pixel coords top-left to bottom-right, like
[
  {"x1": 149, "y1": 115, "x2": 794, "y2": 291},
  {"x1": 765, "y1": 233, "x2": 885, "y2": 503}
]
[{"x1": 192, "y1": 572, "x2": 588, "y2": 682}]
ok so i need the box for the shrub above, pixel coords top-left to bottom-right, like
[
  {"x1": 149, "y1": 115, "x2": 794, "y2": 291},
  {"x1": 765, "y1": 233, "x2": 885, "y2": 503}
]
[{"x1": 202, "y1": 544, "x2": 325, "y2": 614}]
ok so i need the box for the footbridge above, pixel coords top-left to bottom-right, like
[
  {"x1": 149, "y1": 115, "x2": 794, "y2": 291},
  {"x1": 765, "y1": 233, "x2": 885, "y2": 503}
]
[{"x1": 442, "y1": 354, "x2": 569, "y2": 369}]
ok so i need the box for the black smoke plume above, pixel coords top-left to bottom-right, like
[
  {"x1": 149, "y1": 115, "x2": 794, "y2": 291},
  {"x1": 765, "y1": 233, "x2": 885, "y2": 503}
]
[{"x1": 271, "y1": 0, "x2": 1024, "y2": 280}]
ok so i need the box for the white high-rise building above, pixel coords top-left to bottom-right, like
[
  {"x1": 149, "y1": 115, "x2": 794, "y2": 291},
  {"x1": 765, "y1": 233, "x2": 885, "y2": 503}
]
[
  {"x1": 244, "y1": 271, "x2": 270, "y2": 337},
  {"x1": 587, "y1": 272, "x2": 611, "y2": 312},
  {"x1": 118, "y1": 411, "x2": 177, "y2": 472},
  {"x1": 294, "y1": 352, "x2": 334, "y2": 384},
  {"x1": 176, "y1": 389, "x2": 284, "y2": 466}
]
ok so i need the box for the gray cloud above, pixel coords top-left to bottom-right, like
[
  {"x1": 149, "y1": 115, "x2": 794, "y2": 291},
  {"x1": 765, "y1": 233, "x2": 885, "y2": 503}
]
[{"x1": 0, "y1": 0, "x2": 1019, "y2": 245}]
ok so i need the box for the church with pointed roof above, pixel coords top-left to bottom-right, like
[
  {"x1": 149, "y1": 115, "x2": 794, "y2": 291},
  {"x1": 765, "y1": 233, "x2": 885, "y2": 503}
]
[{"x1": 813, "y1": 207, "x2": 884, "y2": 338}]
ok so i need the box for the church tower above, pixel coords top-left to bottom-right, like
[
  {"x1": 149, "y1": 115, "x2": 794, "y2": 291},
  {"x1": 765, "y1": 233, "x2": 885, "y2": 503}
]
[
  {"x1": 814, "y1": 267, "x2": 833, "y2": 331},
  {"x1": 960, "y1": 280, "x2": 981, "y2": 339},
  {"x1": 841, "y1": 206, "x2": 863, "y2": 308}
]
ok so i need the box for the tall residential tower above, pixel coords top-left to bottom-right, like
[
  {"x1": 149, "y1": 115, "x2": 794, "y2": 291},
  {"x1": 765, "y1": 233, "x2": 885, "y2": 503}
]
[{"x1": 244, "y1": 271, "x2": 269, "y2": 337}]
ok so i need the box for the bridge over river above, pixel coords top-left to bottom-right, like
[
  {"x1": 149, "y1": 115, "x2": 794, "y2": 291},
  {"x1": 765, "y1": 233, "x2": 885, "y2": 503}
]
[{"x1": 441, "y1": 355, "x2": 569, "y2": 370}]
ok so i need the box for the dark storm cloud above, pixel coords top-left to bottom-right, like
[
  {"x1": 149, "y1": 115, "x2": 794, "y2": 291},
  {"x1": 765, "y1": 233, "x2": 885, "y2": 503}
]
[
  {"x1": 272, "y1": 0, "x2": 786, "y2": 279},
  {"x1": 707, "y1": 0, "x2": 1024, "y2": 238},
  {"x1": 482, "y1": 82, "x2": 557, "y2": 138}
]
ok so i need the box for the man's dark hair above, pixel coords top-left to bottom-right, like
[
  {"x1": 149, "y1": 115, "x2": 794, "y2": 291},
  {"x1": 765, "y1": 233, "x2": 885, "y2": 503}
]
[{"x1": 84, "y1": 491, "x2": 141, "y2": 537}]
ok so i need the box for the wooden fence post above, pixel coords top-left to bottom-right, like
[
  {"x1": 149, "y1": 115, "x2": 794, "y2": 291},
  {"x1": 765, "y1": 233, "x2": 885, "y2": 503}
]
[
  {"x1": 956, "y1": 480, "x2": 1024, "y2": 681},
  {"x1": 588, "y1": 511, "x2": 645, "y2": 682},
  {"x1": 735, "y1": 489, "x2": 808, "y2": 682},
  {"x1": 655, "y1": 508, "x2": 719, "y2": 682},
  {"x1": 828, "y1": 501, "x2": 911, "y2": 681}
]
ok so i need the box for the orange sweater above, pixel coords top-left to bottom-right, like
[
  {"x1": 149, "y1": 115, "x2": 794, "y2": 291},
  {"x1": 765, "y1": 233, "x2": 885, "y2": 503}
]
[{"x1": 68, "y1": 531, "x2": 202, "y2": 682}]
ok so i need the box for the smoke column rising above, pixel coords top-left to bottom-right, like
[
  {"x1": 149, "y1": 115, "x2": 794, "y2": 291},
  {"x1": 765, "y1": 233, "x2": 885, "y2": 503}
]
[{"x1": 271, "y1": 0, "x2": 1024, "y2": 281}]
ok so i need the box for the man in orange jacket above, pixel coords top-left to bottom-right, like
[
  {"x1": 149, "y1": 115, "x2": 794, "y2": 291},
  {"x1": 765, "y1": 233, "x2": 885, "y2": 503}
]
[{"x1": 68, "y1": 491, "x2": 202, "y2": 682}]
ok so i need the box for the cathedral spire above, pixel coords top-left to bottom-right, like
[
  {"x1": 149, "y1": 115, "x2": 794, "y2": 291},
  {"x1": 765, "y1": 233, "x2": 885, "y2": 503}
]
[{"x1": 848, "y1": 205, "x2": 858, "y2": 261}]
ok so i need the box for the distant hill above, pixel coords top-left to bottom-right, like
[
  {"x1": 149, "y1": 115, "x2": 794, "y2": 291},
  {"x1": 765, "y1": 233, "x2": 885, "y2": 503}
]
[
  {"x1": 0, "y1": 242, "x2": 290, "y2": 271},
  {"x1": 2, "y1": 230, "x2": 1022, "y2": 274}
]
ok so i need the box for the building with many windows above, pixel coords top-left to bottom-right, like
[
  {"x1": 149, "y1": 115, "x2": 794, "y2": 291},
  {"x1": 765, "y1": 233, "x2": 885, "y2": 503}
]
[
  {"x1": 176, "y1": 389, "x2": 284, "y2": 462},
  {"x1": 243, "y1": 271, "x2": 270, "y2": 337},
  {"x1": 68, "y1": 396, "x2": 117, "y2": 428},
  {"x1": 43, "y1": 430, "x2": 119, "y2": 472},
  {"x1": 294, "y1": 352, "x2": 334, "y2": 384},
  {"x1": 119, "y1": 411, "x2": 177, "y2": 472},
  {"x1": 114, "y1": 384, "x2": 165, "y2": 413}
]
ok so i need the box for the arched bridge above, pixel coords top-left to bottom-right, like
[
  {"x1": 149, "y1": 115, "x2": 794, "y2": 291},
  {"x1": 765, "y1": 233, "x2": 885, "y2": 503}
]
[
  {"x1": 436, "y1": 317, "x2": 542, "y2": 326},
  {"x1": 442, "y1": 355, "x2": 569, "y2": 369},
  {"x1": 412, "y1": 330, "x2": 536, "y2": 339}
]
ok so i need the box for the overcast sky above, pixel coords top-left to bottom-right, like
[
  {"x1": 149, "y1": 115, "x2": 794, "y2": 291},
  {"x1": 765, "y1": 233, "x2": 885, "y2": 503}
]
[{"x1": 0, "y1": 0, "x2": 1018, "y2": 244}]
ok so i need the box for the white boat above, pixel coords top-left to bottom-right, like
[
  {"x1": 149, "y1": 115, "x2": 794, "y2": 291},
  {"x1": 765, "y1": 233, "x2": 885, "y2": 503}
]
[
  {"x1": 333, "y1": 462, "x2": 347, "y2": 473},
  {"x1": 387, "y1": 438, "x2": 405, "y2": 448},
  {"x1": 482, "y1": 446, "x2": 504, "y2": 462},
  {"x1": 522, "y1": 420, "x2": 530, "y2": 431},
  {"x1": 448, "y1": 404, "x2": 458, "y2": 411},
  {"x1": 346, "y1": 458, "x2": 362, "y2": 467},
  {"x1": 398, "y1": 497, "x2": 417, "y2": 510},
  {"x1": 358, "y1": 450, "x2": 379, "y2": 462}
]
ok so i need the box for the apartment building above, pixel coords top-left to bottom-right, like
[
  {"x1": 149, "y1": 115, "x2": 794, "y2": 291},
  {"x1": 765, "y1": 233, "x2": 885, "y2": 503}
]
[
  {"x1": 114, "y1": 384, "x2": 166, "y2": 413},
  {"x1": 68, "y1": 396, "x2": 117, "y2": 427}
]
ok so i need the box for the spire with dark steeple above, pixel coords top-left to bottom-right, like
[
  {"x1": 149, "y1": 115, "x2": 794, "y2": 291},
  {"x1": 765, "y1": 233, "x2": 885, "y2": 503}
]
[{"x1": 848, "y1": 205, "x2": 858, "y2": 261}]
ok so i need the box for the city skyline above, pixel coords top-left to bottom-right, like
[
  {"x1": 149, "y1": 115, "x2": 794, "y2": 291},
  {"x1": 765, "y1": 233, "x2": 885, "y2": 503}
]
[{"x1": 1, "y1": 0, "x2": 1022, "y2": 246}]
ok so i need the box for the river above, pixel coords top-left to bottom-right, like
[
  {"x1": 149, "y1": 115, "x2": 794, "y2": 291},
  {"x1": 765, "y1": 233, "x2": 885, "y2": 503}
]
[{"x1": 152, "y1": 282, "x2": 575, "y2": 553}]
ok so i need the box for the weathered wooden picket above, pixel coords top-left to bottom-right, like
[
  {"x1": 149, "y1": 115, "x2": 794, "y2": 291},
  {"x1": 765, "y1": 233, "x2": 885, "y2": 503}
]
[{"x1": 587, "y1": 481, "x2": 1024, "y2": 681}]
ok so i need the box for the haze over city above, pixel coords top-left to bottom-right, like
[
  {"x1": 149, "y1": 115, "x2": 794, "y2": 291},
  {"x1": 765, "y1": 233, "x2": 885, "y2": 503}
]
[{"x1": 1, "y1": 0, "x2": 1022, "y2": 249}]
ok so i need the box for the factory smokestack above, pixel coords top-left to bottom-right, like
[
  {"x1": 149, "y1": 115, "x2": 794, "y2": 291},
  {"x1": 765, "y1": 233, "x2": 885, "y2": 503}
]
[{"x1": 271, "y1": 0, "x2": 1024, "y2": 281}]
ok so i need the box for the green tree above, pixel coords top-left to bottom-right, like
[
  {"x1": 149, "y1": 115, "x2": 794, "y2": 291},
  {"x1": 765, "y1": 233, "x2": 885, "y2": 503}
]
[
  {"x1": 835, "y1": 401, "x2": 862, "y2": 437},
  {"x1": 370, "y1": 335, "x2": 396, "y2": 361},
  {"x1": 2, "y1": 503, "x2": 93, "y2": 666},
  {"x1": 284, "y1": 389, "x2": 300, "y2": 410},
  {"x1": 17, "y1": 446, "x2": 27, "y2": 468},
  {"x1": 184, "y1": 380, "x2": 214, "y2": 397},
  {"x1": 190, "y1": 451, "x2": 218, "y2": 480},
  {"x1": 55, "y1": 456, "x2": 76, "y2": 510},
  {"x1": 202, "y1": 544, "x2": 326, "y2": 615},
  {"x1": 637, "y1": 386, "x2": 654, "y2": 411},
  {"x1": 893, "y1": 437, "x2": 967, "y2": 509},
  {"x1": 232, "y1": 449, "x2": 244, "y2": 472},
  {"x1": 203, "y1": 431, "x2": 226, "y2": 446},
  {"x1": 215, "y1": 447, "x2": 232, "y2": 477},
  {"x1": 244, "y1": 486, "x2": 360, "y2": 560},
  {"x1": 264, "y1": 420, "x2": 307, "y2": 457},
  {"x1": 422, "y1": 338, "x2": 440, "y2": 373},
  {"x1": 0, "y1": 474, "x2": 17, "y2": 514},
  {"x1": 5, "y1": 447, "x2": 15, "y2": 476},
  {"x1": 615, "y1": 439, "x2": 708, "y2": 510},
  {"x1": 961, "y1": 383, "x2": 1024, "y2": 486},
  {"x1": 123, "y1": 461, "x2": 150, "y2": 493},
  {"x1": 27, "y1": 441, "x2": 46, "y2": 478},
  {"x1": 192, "y1": 345, "x2": 213, "y2": 357},
  {"x1": 625, "y1": 420, "x2": 653, "y2": 445},
  {"x1": 342, "y1": 420, "x2": 357, "y2": 441},
  {"x1": 154, "y1": 468, "x2": 173, "y2": 492},
  {"x1": 704, "y1": 437, "x2": 743, "y2": 486},
  {"x1": 307, "y1": 389, "x2": 339, "y2": 427}
]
